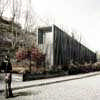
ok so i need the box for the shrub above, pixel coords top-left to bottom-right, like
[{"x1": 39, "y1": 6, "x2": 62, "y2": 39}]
[{"x1": 68, "y1": 64, "x2": 79, "y2": 75}]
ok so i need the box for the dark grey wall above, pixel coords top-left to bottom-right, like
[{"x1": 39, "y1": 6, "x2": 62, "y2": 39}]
[{"x1": 53, "y1": 25, "x2": 96, "y2": 66}]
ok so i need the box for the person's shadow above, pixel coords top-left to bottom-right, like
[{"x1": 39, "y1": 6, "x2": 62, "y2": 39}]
[
  {"x1": 11, "y1": 90, "x2": 41, "y2": 98},
  {"x1": 13, "y1": 91, "x2": 32, "y2": 97}
]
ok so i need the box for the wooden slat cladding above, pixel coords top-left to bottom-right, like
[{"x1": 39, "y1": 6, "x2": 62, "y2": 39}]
[{"x1": 53, "y1": 25, "x2": 96, "y2": 65}]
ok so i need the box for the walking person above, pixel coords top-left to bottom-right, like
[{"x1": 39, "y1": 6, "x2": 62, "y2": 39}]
[{"x1": 3, "y1": 55, "x2": 13, "y2": 98}]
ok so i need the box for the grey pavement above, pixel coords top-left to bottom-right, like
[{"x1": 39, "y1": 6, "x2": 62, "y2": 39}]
[
  {"x1": 1, "y1": 71, "x2": 100, "y2": 92},
  {"x1": 1, "y1": 71, "x2": 100, "y2": 100}
]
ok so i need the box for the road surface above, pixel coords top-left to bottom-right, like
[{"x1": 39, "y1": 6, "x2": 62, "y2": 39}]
[{"x1": 1, "y1": 73, "x2": 100, "y2": 100}]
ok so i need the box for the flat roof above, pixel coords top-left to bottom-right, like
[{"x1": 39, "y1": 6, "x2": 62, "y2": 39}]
[{"x1": 38, "y1": 26, "x2": 52, "y2": 32}]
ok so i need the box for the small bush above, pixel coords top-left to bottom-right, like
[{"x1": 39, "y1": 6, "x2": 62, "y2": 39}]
[
  {"x1": 68, "y1": 62, "x2": 100, "y2": 75},
  {"x1": 68, "y1": 64, "x2": 79, "y2": 75}
]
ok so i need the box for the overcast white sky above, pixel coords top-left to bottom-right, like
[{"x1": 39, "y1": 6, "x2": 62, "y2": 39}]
[{"x1": 31, "y1": 0, "x2": 100, "y2": 52}]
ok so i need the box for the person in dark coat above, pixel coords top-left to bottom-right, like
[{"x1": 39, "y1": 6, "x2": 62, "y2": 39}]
[{"x1": 3, "y1": 55, "x2": 13, "y2": 98}]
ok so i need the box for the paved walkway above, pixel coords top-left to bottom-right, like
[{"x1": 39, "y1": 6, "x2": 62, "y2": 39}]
[{"x1": 1, "y1": 71, "x2": 100, "y2": 92}]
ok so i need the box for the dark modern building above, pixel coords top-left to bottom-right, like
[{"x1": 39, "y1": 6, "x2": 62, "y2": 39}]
[{"x1": 38, "y1": 25, "x2": 96, "y2": 69}]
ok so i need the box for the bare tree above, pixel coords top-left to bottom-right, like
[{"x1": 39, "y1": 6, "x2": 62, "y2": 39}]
[
  {"x1": 6, "y1": 0, "x2": 36, "y2": 50},
  {"x1": 22, "y1": 0, "x2": 37, "y2": 47},
  {"x1": 9, "y1": 0, "x2": 22, "y2": 22},
  {"x1": 7, "y1": 0, "x2": 22, "y2": 50},
  {"x1": 0, "y1": 0, "x2": 9, "y2": 17}
]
